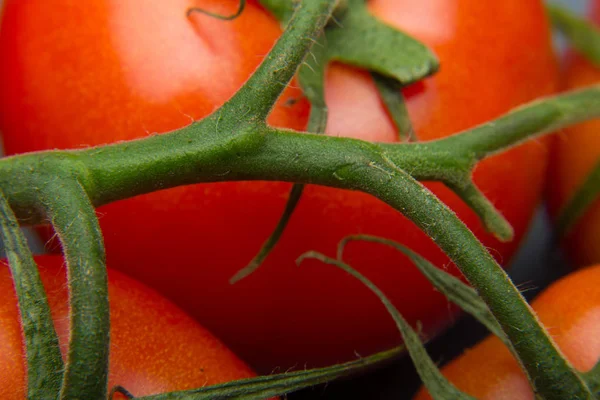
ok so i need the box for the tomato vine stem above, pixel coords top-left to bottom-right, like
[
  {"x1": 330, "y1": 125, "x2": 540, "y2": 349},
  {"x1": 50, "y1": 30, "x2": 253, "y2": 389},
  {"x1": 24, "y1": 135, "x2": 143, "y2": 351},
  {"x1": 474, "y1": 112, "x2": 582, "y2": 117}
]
[
  {"x1": 39, "y1": 180, "x2": 109, "y2": 400},
  {"x1": 0, "y1": 191, "x2": 63, "y2": 399},
  {"x1": 1, "y1": 0, "x2": 600, "y2": 397}
]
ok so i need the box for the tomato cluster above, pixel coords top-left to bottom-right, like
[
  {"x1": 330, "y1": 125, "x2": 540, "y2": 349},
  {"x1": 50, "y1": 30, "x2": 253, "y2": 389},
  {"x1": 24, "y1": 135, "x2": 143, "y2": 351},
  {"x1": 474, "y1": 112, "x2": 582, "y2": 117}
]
[
  {"x1": 0, "y1": 0, "x2": 599, "y2": 398},
  {"x1": 0, "y1": 0, "x2": 558, "y2": 371}
]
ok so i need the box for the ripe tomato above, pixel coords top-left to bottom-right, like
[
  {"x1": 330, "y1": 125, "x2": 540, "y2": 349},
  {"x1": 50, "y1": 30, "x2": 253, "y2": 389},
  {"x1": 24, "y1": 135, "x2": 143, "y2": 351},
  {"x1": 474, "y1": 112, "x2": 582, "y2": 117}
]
[
  {"x1": 0, "y1": 0, "x2": 558, "y2": 370},
  {"x1": 0, "y1": 255, "x2": 256, "y2": 399},
  {"x1": 413, "y1": 264, "x2": 600, "y2": 400},
  {"x1": 548, "y1": 1, "x2": 600, "y2": 266}
]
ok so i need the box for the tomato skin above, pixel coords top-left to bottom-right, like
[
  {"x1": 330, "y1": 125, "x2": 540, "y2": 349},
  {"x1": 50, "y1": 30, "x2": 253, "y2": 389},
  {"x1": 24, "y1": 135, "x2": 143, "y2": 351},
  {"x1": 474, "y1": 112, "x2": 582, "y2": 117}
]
[
  {"x1": 548, "y1": 1, "x2": 600, "y2": 266},
  {"x1": 0, "y1": 255, "x2": 256, "y2": 399},
  {"x1": 413, "y1": 265, "x2": 600, "y2": 400},
  {"x1": 0, "y1": 1, "x2": 558, "y2": 370}
]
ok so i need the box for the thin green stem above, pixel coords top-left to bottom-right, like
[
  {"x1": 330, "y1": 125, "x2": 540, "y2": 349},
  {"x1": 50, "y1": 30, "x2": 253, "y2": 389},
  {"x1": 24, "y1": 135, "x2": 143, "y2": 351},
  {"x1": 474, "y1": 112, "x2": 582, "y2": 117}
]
[
  {"x1": 446, "y1": 181, "x2": 513, "y2": 241},
  {"x1": 380, "y1": 84, "x2": 600, "y2": 183},
  {"x1": 220, "y1": 0, "x2": 337, "y2": 122},
  {"x1": 230, "y1": 183, "x2": 304, "y2": 283},
  {"x1": 297, "y1": 252, "x2": 474, "y2": 400},
  {"x1": 336, "y1": 234, "x2": 509, "y2": 347},
  {"x1": 40, "y1": 180, "x2": 109, "y2": 400},
  {"x1": 136, "y1": 347, "x2": 402, "y2": 400},
  {"x1": 372, "y1": 73, "x2": 416, "y2": 142},
  {"x1": 231, "y1": 88, "x2": 328, "y2": 283},
  {"x1": 0, "y1": 190, "x2": 63, "y2": 399},
  {"x1": 423, "y1": 84, "x2": 600, "y2": 161}
]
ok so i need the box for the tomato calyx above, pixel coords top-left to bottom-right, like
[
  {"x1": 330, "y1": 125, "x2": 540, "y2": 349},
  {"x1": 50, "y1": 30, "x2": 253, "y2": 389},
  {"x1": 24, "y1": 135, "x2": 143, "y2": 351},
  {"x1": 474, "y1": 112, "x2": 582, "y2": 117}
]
[{"x1": 232, "y1": 0, "x2": 440, "y2": 283}]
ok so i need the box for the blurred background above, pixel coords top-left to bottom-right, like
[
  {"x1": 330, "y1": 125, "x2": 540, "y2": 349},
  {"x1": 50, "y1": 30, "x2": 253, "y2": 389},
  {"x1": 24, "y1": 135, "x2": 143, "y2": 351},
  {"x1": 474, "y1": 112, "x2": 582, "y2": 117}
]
[{"x1": 0, "y1": 0, "x2": 591, "y2": 398}]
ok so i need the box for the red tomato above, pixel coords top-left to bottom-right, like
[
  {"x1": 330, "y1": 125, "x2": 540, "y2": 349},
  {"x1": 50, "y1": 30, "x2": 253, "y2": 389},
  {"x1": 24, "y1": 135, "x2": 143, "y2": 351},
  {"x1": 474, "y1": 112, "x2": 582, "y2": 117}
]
[
  {"x1": 0, "y1": 255, "x2": 256, "y2": 399},
  {"x1": 413, "y1": 265, "x2": 600, "y2": 400},
  {"x1": 548, "y1": 1, "x2": 600, "y2": 266},
  {"x1": 0, "y1": 0, "x2": 558, "y2": 370}
]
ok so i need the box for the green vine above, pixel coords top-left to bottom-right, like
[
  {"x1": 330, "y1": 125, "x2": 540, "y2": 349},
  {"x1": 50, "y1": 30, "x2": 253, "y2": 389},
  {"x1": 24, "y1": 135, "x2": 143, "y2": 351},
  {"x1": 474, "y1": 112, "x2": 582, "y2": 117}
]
[
  {"x1": 1, "y1": 0, "x2": 600, "y2": 398},
  {"x1": 0, "y1": 191, "x2": 63, "y2": 399}
]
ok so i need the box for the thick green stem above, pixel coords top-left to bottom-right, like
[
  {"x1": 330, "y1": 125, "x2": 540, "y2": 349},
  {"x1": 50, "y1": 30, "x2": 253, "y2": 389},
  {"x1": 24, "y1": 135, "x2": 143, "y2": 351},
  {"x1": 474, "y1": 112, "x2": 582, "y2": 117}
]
[
  {"x1": 0, "y1": 191, "x2": 63, "y2": 399},
  {"x1": 339, "y1": 169, "x2": 592, "y2": 400},
  {"x1": 381, "y1": 84, "x2": 600, "y2": 183},
  {"x1": 425, "y1": 84, "x2": 600, "y2": 160},
  {"x1": 72, "y1": 125, "x2": 592, "y2": 398},
  {"x1": 40, "y1": 180, "x2": 109, "y2": 400},
  {"x1": 446, "y1": 180, "x2": 513, "y2": 241}
]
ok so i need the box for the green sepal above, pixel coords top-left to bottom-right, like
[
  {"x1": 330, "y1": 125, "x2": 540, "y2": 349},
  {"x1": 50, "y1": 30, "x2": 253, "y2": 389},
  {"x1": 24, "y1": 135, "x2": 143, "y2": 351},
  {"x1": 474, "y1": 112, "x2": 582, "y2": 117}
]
[
  {"x1": 39, "y1": 181, "x2": 110, "y2": 400},
  {"x1": 297, "y1": 251, "x2": 474, "y2": 400},
  {"x1": 372, "y1": 72, "x2": 416, "y2": 142},
  {"x1": 132, "y1": 346, "x2": 402, "y2": 399},
  {"x1": 337, "y1": 234, "x2": 511, "y2": 347},
  {"x1": 298, "y1": 0, "x2": 439, "y2": 113}
]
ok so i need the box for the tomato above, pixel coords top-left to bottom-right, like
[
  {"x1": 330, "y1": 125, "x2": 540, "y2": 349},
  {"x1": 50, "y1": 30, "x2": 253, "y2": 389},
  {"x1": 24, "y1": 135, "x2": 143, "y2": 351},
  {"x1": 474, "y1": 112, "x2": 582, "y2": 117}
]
[
  {"x1": 0, "y1": 255, "x2": 256, "y2": 399},
  {"x1": 0, "y1": 0, "x2": 558, "y2": 370},
  {"x1": 548, "y1": 1, "x2": 600, "y2": 266},
  {"x1": 413, "y1": 264, "x2": 600, "y2": 400}
]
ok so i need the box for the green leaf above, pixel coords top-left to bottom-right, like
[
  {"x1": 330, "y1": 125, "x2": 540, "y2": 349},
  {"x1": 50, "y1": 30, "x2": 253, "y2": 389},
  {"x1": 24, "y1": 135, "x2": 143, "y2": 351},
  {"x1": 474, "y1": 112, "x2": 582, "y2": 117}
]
[
  {"x1": 297, "y1": 251, "x2": 474, "y2": 400},
  {"x1": 298, "y1": 0, "x2": 438, "y2": 117},
  {"x1": 548, "y1": 4, "x2": 600, "y2": 67},
  {"x1": 134, "y1": 347, "x2": 402, "y2": 399},
  {"x1": 337, "y1": 234, "x2": 511, "y2": 348},
  {"x1": 556, "y1": 158, "x2": 600, "y2": 237},
  {"x1": 0, "y1": 190, "x2": 64, "y2": 399},
  {"x1": 325, "y1": 0, "x2": 439, "y2": 83}
]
